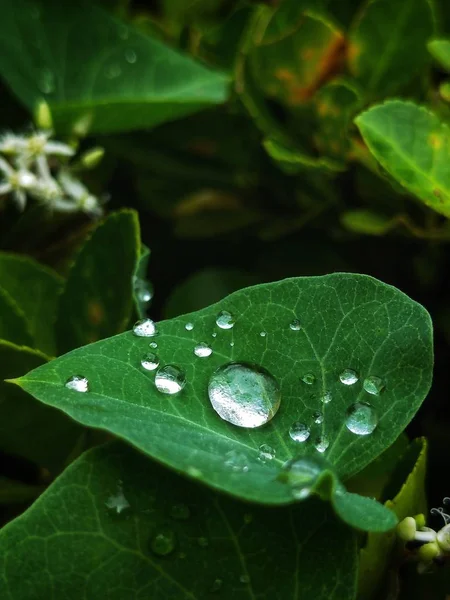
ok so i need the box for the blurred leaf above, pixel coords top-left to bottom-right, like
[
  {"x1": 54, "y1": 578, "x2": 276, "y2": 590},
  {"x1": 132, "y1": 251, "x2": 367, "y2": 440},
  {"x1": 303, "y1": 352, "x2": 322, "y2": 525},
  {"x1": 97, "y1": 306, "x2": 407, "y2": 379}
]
[
  {"x1": 341, "y1": 209, "x2": 396, "y2": 236},
  {"x1": 428, "y1": 38, "x2": 450, "y2": 71},
  {"x1": 0, "y1": 288, "x2": 33, "y2": 347},
  {"x1": 133, "y1": 244, "x2": 152, "y2": 319},
  {"x1": 348, "y1": 0, "x2": 434, "y2": 96},
  {"x1": 355, "y1": 100, "x2": 450, "y2": 217},
  {"x1": 56, "y1": 210, "x2": 140, "y2": 354},
  {"x1": 0, "y1": 253, "x2": 62, "y2": 355},
  {"x1": 264, "y1": 138, "x2": 344, "y2": 173},
  {"x1": 0, "y1": 442, "x2": 358, "y2": 599},
  {"x1": 0, "y1": 0, "x2": 229, "y2": 134}
]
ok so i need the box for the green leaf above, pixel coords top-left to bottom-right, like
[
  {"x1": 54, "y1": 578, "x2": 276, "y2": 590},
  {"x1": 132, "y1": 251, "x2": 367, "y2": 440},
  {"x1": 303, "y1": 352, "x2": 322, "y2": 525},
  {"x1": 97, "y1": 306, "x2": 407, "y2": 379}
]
[
  {"x1": 0, "y1": 341, "x2": 81, "y2": 471},
  {"x1": 428, "y1": 38, "x2": 450, "y2": 72},
  {"x1": 340, "y1": 210, "x2": 396, "y2": 236},
  {"x1": 56, "y1": 210, "x2": 140, "y2": 354},
  {"x1": 0, "y1": 253, "x2": 62, "y2": 354},
  {"x1": 355, "y1": 100, "x2": 450, "y2": 217},
  {"x1": 0, "y1": 441, "x2": 358, "y2": 599},
  {"x1": 0, "y1": 288, "x2": 33, "y2": 347},
  {"x1": 16, "y1": 274, "x2": 432, "y2": 526},
  {"x1": 0, "y1": 0, "x2": 229, "y2": 134},
  {"x1": 263, "y1": 138, "x2": 344, "y2": 174},
  {"x1": 358, "y1": 438, "x2": 427, "y2": 599},
  {"x1": 133, "y1": 244, "x2": 152, "y2": 319},
  {"x1": 348, "y1": 0, "x2": 434, "y2": 96}
]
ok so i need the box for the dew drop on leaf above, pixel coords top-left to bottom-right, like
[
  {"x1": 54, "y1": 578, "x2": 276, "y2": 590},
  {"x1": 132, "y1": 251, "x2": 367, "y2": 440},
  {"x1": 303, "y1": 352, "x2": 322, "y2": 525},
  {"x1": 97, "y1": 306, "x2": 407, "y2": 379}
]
[
  {"x1": 230, "y1": 341, "x2": 235, "y2": 347},
  {"x1": 260, "y1": 331, "x2": 267, "y2": 337},
  {"x1": 280, "y1": 456, "x2": 323, "y2": 500},
  {"x1": 150, "y1": 528, "x2": 176, "y2": 556},
  {"x1": 155, "y1": 365, "x2": 186, "y2": 395},
  {"x1": 65, "y1": 375, "x2": 89, "y2": 393},
  {"x1": 363, "y1": 375, "x2": 385, "y2": 395},
  {"x1": 289, "y1": 422, "x2": 310, "y2": 443},
  {"x1": 141, "y1": 352, "x2": 159, "y2": 371},
  {"x1": 339, "y1": 368, "x2": 359, "y2": 385},
  {"x1": 312, "y1": 410, "x2": 323, "y2": 424},
  {"x1": 185, "y1": 322, "x2": 194, "y2": 331},
  {"x1": 208, "y1": 362, "x2": 281, "y2": 428},
  {"x1": 301, "y1": 372, "x2": 316, "y2": 385},
  {"x1": 194, "y1": 342, "x2": 213, "y2": 358},
  {"x1": 258, "y1": 444, "x2": 276, "y2": 462},
  {"x1": 133, "y1": 318, "x2": 157, "y2": 337},
  {"x1": 224, "y1": 450, "x2": 249, "y2": 473},
  {"x1": 149, "y1": 341, "x2": 158, "y2": 349},
  {"x1": 216, "y1": 310, "x2": 235, "y2": 329},
  {"x1": 125, "y1": 48, "x2": 137, "y2": 64},
  {"x1": 321, "y1": 391, "x2": 332, "y2": 404},
  {"x1": 345, "y1": 402, "x2": 378, "y2": 435},
  {"x1": 135, "y1": 279, "x2": 153, "y2": 304},
  {"x1": 314, "y1": 436, "x2": 329, "y2": 453},
  {"x1": 105, "y1": 482, "x2": 130, "y2": 514},
  {"x1": 170, "y1": 504, "x2": 190, "y2": 520},
  {"x1": 289, "y1": 319, "x2": 301, "y2": 331}
]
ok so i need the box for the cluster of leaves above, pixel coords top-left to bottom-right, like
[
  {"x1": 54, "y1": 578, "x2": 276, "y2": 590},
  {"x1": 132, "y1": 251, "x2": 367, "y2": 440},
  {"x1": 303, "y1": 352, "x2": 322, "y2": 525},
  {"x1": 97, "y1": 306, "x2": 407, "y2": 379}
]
[{"x1": 0, "y1": 0, "x2": 450, "y2": 598}]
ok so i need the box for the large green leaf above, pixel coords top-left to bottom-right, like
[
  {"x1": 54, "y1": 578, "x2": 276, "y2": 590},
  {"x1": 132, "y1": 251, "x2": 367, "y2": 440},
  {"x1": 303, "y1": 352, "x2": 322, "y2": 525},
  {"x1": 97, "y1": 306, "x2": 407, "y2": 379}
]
[
  {"x1": 0, "y1": 442, "x2": 358, "y2": 599},
  {"x1": 0, "y1": 0, "x2": 229, "y2": 134},
  {"x1": 0, "y1": 289, "x2": 33, "y2": 347},
  {"x1": 0, "y1": 253, "x2": 62, "y2": 355},
  {"x1": 348, "y1": 0, "x2": 434, "y2": 96},
  {"x1": 56, "y1": 210, "x2": 140, "y2": 354},
  {"x1": 15, "y1": 274, "x2": 432, "y2": 524},
  {"x1": 355, "y1": 100, "x2": 450, "y2": 218}
]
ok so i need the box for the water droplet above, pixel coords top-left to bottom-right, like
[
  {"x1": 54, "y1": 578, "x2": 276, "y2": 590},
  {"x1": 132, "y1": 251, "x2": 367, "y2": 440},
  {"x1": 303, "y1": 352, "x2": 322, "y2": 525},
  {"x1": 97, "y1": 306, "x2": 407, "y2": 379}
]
[
  {"x1": 133, "y1": 318, "x2": 157, "y2": 337},
  {"x1": 339, "y1": 368, "x2": 359, "y2": 385},
  {"x1": 211, "y1": 332, "x2": 217, "y2": 338},
  {"x1": 149, "y1": 341, "x2": 158, "y2": 349},
  {"x1": 216, "y1": 310, "x2": 235, "y2": 330},
  {"x1": 289, "y1": 319, "x2": 301, "y2": 331},
  {"x1": 135, "y1": 279, "x2": 153, "y2": 304},
  {"x1": 240, "y1": 575, "x2": 250, "y2": 584},
  {"x1": 150, "y1": 528, "x2": 176, "y2": 556},
  {"x1": 187, "y1": 466, "x2": 202, "y2": 478},
  {"x1": 314, "y1": 436, "x2": 329, "y2": 453},
  {"x1": 345, "y1": 402, "x2": 378, "y2": 435},
  {"x1": 105, "y1": 482, "x2": 130, "y2": 514},
  {"x1": 280, "y1": 456, "x2": 325, "y2": 500},
  {"x1": 312, "y1": 410, "x2": 323, "y2": 424},
  {"x1": 197, "y1": 536, "x2": 209, "y2": 548},
  {"x1": 155, "y1": 365, "x2": 186, "y2": 395},
  {"x1": 211, "y1": 578, "x2": 223, "y2": 592},
  {"x1": 260, "y1": 331, "x2": 267, "y2": 337},
  {"x1": 185, "y1": 322, "x2": 194, "y2": 331},
  {"x1": 321, "y1": 391, "x2": 332, "y2": 404},
  {"x1": 194, "y1": 342, "x2": 213, "y2": 358},
  {"x1": 301, "y1": 372, "x2": 315, "y2": 385},
  {"x1": 225, "y1": 450, "x2": 249, "y2": 473},
  {"x1": 363, "y1": 375, "x2": 385, "y2": 396},
  {"x1": 65, "y1": 375, "x2": 89, "y2": 393},
  {"x1": 208, "y1": 362, "x2": 281, "y2": 428},
  {"x1": 258, "y1": 444, "x2": 276, "y2": 462},
  {"x1": 170, "y1": 503, "x2": 190, "y2": 520},
  {"x1": 230, "y1": 341, "x2": 235, "y2": 347},
  {"x1": 141, "y1": 352, "x2": 159, "y2": 371},
  {"x1": 289, "y1": 422, "x2": 310, "y2": 443},
  {"x1": 125, "y1": 48, "x2": 137, "y2": 64},
  {"x1": 38, "y1": 67, "x2": 55, "y2": 94},
  {"x1": 104, "y1": 63, "x2": 122, "y2": 79}
]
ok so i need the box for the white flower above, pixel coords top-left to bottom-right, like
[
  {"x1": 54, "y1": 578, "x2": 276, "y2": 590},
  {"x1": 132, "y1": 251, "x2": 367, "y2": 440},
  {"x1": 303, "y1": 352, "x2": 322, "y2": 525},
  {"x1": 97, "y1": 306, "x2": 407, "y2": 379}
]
[
  {"x1": 0, "y1": 131, "x2": 74, "y2": 166},
  {"x1": 0, "y1": 156, "x2": 37, "y2": 210},
  {"x1": 58, "y1": 170, "x2": 102, "y2": 217}
]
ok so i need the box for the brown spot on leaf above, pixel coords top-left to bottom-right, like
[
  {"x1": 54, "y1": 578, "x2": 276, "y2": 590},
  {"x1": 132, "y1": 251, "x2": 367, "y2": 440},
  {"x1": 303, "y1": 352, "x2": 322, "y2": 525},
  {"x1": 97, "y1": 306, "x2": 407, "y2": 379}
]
[
  {"x1": 429, "y1": 133, "x2": 443, "y2": 149},
  {"x1": 347, "y1": 42, "x2": 362, "y2": 67},
  {"x1": 433, "y1": 188, "x2": 444, "y2": 202},
  {"x1": 87, "y1": 301, "x2": 104, "y2": 326}
]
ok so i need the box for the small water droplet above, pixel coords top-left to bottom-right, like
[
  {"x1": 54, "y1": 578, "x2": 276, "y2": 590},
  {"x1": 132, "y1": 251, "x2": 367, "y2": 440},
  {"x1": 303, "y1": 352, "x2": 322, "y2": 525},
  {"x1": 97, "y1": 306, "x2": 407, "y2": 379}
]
[
  {"x1": 125, "y1": 48, "x2": 137, "y2": 64},
  {"x1": 133, "y1": 318, "x2": 157, "y2": 337},
  {"x1": 135, "y1": 279, "x2": 153, "y2": 304},
  {"x1": 289, "y1": 422, "x2": 310, "y2": 443},
  {"x1": 149, "y1": 341, "x2": 158, "y2": 349},
  {"x1": 211, "y1": 332, "x2": 217, "y2": 338},
  {"x1": 211, "y1": 578, "x2": 223, "y2": 592},
  {"x1": 280, "y1": 456, "x2": 325, "y2": 500},
  {"x1": 230, "y1": 341, "x2": 235, "y2": 347},
  {"x1": 197, "y1": 536, "x2": 209, "y2": 548},
  {"x1": 170, "y1": 503, "x2": 190, "y2": 520},
  {"x1": 289, "y1": 319, "x2": 301, "y2": 331},
  {"x1": 314, "y1": 436, "x2": 329, "y2": 453},
  {"x1": 150, "y1": 528, "x2": 176, "y2": 556},
  {"x1": 155, "y1": 365, "x2": 186, "y2": 395},
  {"x1": 312, "y1": 410, "x2": 323, "y2": 424},
  {"x1": 321, "y1": 391, "x2": 332, "y2": 404},
  {"x1": 141, "y1": 352, "x2": 159, "y2": 371},
  {"x1": 339, "y1": 368, "x2": 359, "y2": 386},
  {"x1": 225, "y1": 450, "x2": 249, "y2": 473},
  {"x1": 194, "y1": 342, "x2": 213, "y2": 358},
  {"x1": 38, "y1": 67, "x2": 55, "y2": 94},
  {"x1": 208, "y1": 362, "x2": 281, "y2": 428},
  {"x1": 301, "y1": 372, "x2": 315, "y2": 385},
  {"x1": 345, "y1": 402, "x2": 378, "y2": 435},
  {"x1": 240, "y1": 575, "x2": 250, "y2": 584},
  {"x1": 65, "y1": 375, "x2": 89, "y2": 393},
  {"x1": 260, "y1": 331, "x2": 267, "y2": 337},
  {"x1": 187, "y1": 466, "x2": 202, "y2": 478},
  {"x1": 185, "y1": 322, "x2": 194, "y2": 331},
  {"x1": 216, "y1": 310, "x2": 235, "y2": 330},
  {"x1": 258, "y1": 444, "x2": 276, "y2": 462},
  {"x1": 363, "y1": 375, "x2": 385, "y2": 396},
  {"x1": 105, "y1": 483, "x2": 130, "y2": 514},
  {"x1": 104, "y1": 63, "x2": 122, "y2": 79}
]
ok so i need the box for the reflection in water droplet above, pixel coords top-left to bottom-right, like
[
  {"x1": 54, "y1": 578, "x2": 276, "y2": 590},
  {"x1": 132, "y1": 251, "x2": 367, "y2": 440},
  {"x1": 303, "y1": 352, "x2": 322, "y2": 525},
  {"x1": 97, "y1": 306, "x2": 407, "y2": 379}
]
[
  {"x1": 312, "y1": 410, "x2": 323, "y2": 424},
  {"x1": 149, "y1": 341, "x2": 158, "y2": 349},
  {"x1": 289, "y1": 422, "x2": 310, "y2": 443},
  {"x1": 289, "y1": 319, "x2": 301, "y2": 331},
  {"x1": 363, "y1": 375, "x2": 385, "y2": 396},
  {"x1": 104, "y1": 63, "x2": 122, "y2": 79},
  {"x1": 38, "y1": 67, "x2": 55, "y2": 94},
  {"x1": 321, "y1": 391, "x2": 332, "y2": 404},
  {"x1": 135, "y1": 279, "x2": 153, "y2": 304},
  {"x1": 314, "y1": 436, "x2": 329, "y2": 453},
  {"x1": 194, "y1": 342, "x2": 213, "y2": 358},
  {"x1": 141, "y1": 352, "x2": 159, "y2": 371},
  {"x1": 258, "y1": 444, "x2": 276, "y2": 463},
  {"x1": 105, "y1": 482, "x2": 130, "y2": 514},
  {"x1": 211, "y1": 332, "x2": 217, "y2": 338},
  {"x1": 155, "y1": 365, "x2": 186, "y2": 395},
  {"x1": 216, "y1": 310, "x2": 235, "y2": 330},
  {"x1": 197, "y1": 537, "x2": 209, "y2": 548},
  {"x1": 301, "y1": 372, "x2": 315, "y2": 385},
  {"x1": 225, "y1": 450, "x2": 249, "y2": 473},
  {"x1": 339, "y1": 368, "x2": 359, "y2": 385},
  {"x1": 185, "y1": 322, "x2": 194, "y2": 331},
  {"x1": 170, "y1": 504, "x2": 190, "y2": 520},
  {"x1": 125, "y1": 48, "x2": 137, "y2": 63},
  {"x1": 240, "y1": 575, "x2": 250, "y2": 584},
  {"x1": 65, "y1": 375, "x2": 89, "y2": 393},
  {"x1": 211, "y1": 578, "x2": 223, "y2": 592},
  {"x1": 260, "y1": 331, "x2": 267, "y2": 337},
  {"x1": 208, "y1": 362, "x2": 281, "y2": 428},
  {"x1": 133, "y1": 318, "x2": 157, "y2": 337},
  {"x1": 345, "y1": 402, "x2": 378, "y2": 435},
  {"x1": 150, "y1": 528, "x2": 176, "y2": 556}
]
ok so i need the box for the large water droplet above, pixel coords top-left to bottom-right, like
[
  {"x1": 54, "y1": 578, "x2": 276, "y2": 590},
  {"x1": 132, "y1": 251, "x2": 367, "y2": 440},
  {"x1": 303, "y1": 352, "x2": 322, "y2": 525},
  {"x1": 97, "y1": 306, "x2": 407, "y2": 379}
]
[
  {"x1": 279, "y1": 456, "x2": 325, "y2": 500},
  {"x1": 194, "y1": 342, "x2": 212, "y2": 358},
  {"x1": 141, "y1": 352, "x2": 159, "y2": 371},
  {"x1": 155, "y1": 365, "x2": 186, "y2": 395},
  {"x1": 133, "y1": 318, "x2": 157, "y2": 337},
  {"x1": 363, "y1": 375, "x2": 385, "y2": 396},
  {"x1": 314, "y1": 436, "x2": 329, "y2": 453},
  {"x1": 208, "y1": 362, "x2": 281, "y2": 428},
  {"x1": 150, "y1": 528, "x2": 176, "y2": 556},
  {"x1": 216, "y1": 310, "x2": 235, "y2": 330},
  {"x1": 125, "y1": 48, "x2": 137, "y2": 64},
  {"x1": 185, "y1": 322, "x2": 194, "y2": 331},
  {"x1": 38, "y1": 67, "x2": 55, "y2": 94},
  {"x1": 321, "y1": 391, "x2": 332, "y2": 404},
  {"x1": 301, "y1": 372, "x2": 315, "y2": 385},
  {"x1": 289, "y1": 319, "x2": 301, "y2": 331},
  {"x1": 289, "y1": 422, "x2": 310, "y2": 443},
  {"x1": 339, "y1": 368, "x2": 359, "y2": 385},
  {"x1": 258, "y1": 444, "x2": 276, "y2": 463},
  {"x1": 65, "y1": 375, "x2": 89, "y2": 393},
  {"x1": 105, "y1": 482, "x2": 130, "y2": 514},
  {"x1": 170, "y1": 503, "x2": 190, "y2": 520},
  {"x1": 224, "y1": 450, "x2": 249, "y2": 473},
  {"x1": 345, "y1": 402, "x2": 378, "y2": 435},
  {"x1": 312, "y1": 410, "x2": 323, "y2": 424}
]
